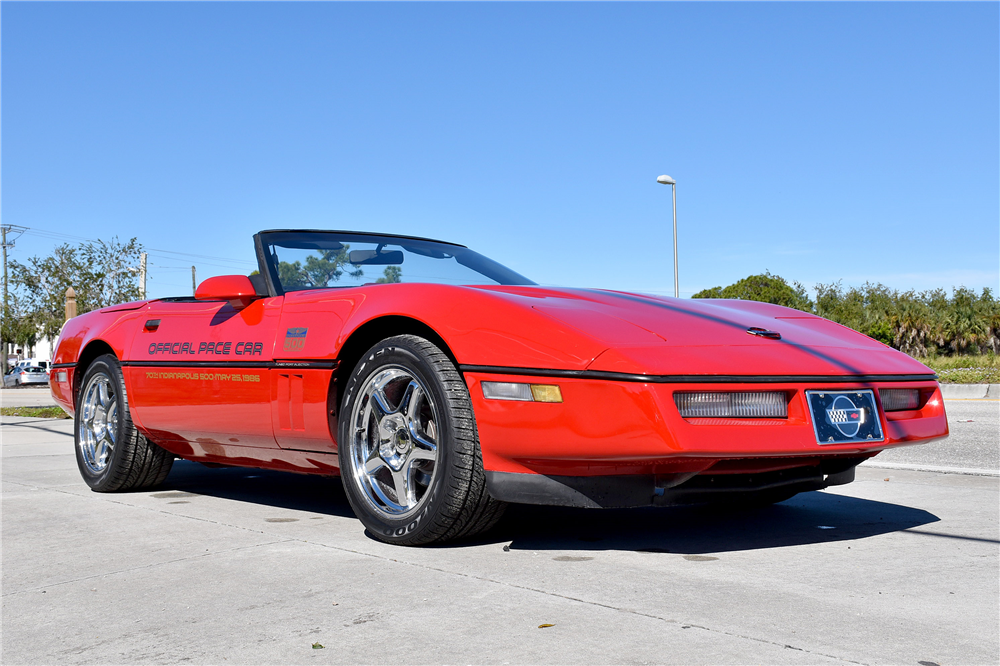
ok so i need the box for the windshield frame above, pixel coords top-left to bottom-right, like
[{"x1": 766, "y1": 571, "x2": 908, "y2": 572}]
[{"x1": 253, "y1": 229, "x2": 535, "y2": 296}]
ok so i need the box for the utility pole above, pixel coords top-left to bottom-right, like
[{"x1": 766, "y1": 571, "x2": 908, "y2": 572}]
[
  {"x1": 191, "y1": 266, "x2": 196, "y2": 296},
  {"x1": 1, "y1": 225, "x2": 27, "y2": 373},
  {"x1": 2, "y1": 225, "x2": 8, "y2": 373},
  {"x1": 139, "y1": 252, "x2": 147, "y2": 299}
]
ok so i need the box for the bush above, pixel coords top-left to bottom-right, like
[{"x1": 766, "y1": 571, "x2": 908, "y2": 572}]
[
  {"x1": 695, "y1": 273, "x2": 999, "y2": 358},
  {"x1": 692, "y1": 272, "x2": 813, "y2": 312}
]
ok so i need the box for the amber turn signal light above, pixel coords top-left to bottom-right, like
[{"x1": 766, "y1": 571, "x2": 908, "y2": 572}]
[{"x1": 482, "y1": 382, "x2": 563, "y2": 403}]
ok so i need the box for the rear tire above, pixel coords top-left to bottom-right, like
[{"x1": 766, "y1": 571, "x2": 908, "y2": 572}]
[
  {"x1": 75, "y1": 354, "x2": 174, "y2": 492},
  {"x1": 338, "y1": 335, "x2": 505, "y2": 545}
]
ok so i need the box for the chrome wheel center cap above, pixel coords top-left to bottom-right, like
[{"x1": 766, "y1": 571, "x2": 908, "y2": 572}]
[
  {"x1": 394, "y1": 428, "x2": 411, "y2": 453},
  {"x1": 94, "y1": 406, "x2": 108, "y2": 437},
  {"x1": 378, "y1": 415, "x2": 410, "y2": 471}
]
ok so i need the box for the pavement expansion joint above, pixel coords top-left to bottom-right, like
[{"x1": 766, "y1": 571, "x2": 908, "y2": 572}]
[
  {"x1": 287, "y1": 541, "x2": 869, "y2": 665},
  {"x1": 3, "y1": 538, "x2": 294, "y2": 598},
  {"x1": 902, "y1": 528, "x2": 1000, "y2": 545}
]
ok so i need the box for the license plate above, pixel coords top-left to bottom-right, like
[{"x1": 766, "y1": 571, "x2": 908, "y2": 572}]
[{"x1": 806, "y1": 390, "x2": 884, "y2": 445}]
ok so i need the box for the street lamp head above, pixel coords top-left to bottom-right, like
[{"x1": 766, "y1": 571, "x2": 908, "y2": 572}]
[{"x1": 657, "y1": 175, "x2": 676, "y2": 185}]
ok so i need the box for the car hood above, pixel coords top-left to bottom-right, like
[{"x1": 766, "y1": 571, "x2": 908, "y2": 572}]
[{"x1": 471, "y1": 286, "x2": 933, "y2": 377}]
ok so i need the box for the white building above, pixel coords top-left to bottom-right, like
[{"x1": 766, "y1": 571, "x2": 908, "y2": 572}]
[{"x1": 4, "y1": 335, "x2": 56, "y2": 367}]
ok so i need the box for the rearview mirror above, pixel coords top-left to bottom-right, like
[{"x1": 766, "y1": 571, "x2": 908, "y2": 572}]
[
  {"x1": 349, "y1": 249, "x2": 404, "y2": 265},
  {"x1": 195, "y1": 275, "x2": 260, "y2": 310}
]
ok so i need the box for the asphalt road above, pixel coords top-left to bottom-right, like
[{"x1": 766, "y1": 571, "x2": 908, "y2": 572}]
[
  {"x1": 0, "y1": 387, "x2": 58, "y2": 406},
  {"x1": 2, "y1": 407, "x2": 998, "y2": 665},
  {"x1": 863, "y1": 398, "x2": 1000, "y2": 474}
]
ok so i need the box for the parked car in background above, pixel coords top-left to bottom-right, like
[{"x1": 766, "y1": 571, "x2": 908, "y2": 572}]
[
  {"x1": 4, "y1": 366, "x2": 50, "y2": 387},
  {"x1": 8, "y1": 359, "x2": 49, "y2": 372}
]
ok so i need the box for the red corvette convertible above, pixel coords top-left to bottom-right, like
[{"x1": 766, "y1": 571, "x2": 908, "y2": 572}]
[{"x1": 51, "y1": 230, "x2": 948, "y2": 545}]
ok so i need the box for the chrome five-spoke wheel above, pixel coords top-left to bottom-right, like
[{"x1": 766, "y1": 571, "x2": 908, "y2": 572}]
[
  {"x1": 339, "y1": 335, "x2": 505, "y2": 545},
  {"x1": 73, "y1": 354, "x2": 173, "y2": 492},
  {"x1": 78, "y1": 373, "x2": 119, "y2": 474},
  {"x1": 349, "y1": 366, "x2": 439, "y2": 517}
]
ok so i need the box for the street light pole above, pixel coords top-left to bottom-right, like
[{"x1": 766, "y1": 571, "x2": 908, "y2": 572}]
[{"x1": 656, "y1": 175, "x2": 679, "y2": 298}]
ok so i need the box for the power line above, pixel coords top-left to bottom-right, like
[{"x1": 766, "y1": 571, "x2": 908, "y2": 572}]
[
  {"x1": 17, "y1": 225, "x2": 256, "y2": 268},
  {"x1": 146, "y1": 253, "x2": 254, "y2": 270},
  {"x1": 145, "y1": 248, "x2": 255, "y2": 266},
  {"x1": 21, "y1": 228, "x2": 92, "y2": 243}
]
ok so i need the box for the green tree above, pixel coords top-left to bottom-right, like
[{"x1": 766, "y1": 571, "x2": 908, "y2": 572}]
[
  {"x1": 376, "y1": 266, "x2": 402, "y2": 284},
  {"x1": 276, "y1": 247, "x2": 363, "y2": 289},
  {"x1": 1, "y1": 290, "x2": 41, "y2": 354},
  {"x1": 695, "y1": 272, "x2": 996, "y2": 358},
  {"x1": 8, "y1": 237, "x2": 144, "y2": 341},
  {"x1": 693, "y1": 271, "x2": 813, "y2": 312}
]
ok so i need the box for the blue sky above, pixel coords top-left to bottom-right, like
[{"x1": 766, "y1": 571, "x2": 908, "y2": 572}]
[{"x1": 3, "y1": 2, "x2": 997, "y2": 300}]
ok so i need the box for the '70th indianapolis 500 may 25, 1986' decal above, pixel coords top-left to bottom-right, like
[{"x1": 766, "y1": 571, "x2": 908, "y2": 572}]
[
  {"x1": 144, "y1": 370, "x2": 262, "y2": 382},
  {"x1": 147, "y1": 341, "x2": 264, "y2": 356}
]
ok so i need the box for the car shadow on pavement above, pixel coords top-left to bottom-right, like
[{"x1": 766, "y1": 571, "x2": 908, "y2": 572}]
[
  {"x1": 488, "y1": 491, "x2": 941, "y2": 555},
  {"x1": 152, "y1": 460, "x2": 357, "y2": 519},
  {"x1": 154, "y1": 461, "x2": 940, "y2": 554}
]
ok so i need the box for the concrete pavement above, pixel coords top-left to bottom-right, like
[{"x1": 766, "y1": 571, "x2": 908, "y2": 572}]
[{"x1": 2, "y1": 413, "x2": 997, "y2": 665}]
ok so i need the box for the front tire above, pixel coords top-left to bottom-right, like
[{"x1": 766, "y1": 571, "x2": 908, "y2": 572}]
[
  {"x1": 75, "y1": 354, "x2": 174, "y2": 492},
  {"x1": 338, "y1": 335, "x2": 505, "y2": 545}
]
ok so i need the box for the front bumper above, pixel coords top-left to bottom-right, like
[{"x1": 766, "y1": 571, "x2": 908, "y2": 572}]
[{"x1": 464, "y1": 371, "x2": 948, "y2": 490}]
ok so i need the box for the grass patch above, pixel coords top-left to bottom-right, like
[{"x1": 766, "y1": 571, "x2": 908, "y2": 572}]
[
  {"x1": 0, "y1": 406, "x2": 70, "y2": 419},
  {"x1": 920, "y1": 353, "x2": 998, "y2": 384}
]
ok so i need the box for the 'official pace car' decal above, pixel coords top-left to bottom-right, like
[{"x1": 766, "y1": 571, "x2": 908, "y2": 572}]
[
  {"x1": 147, "y1": 341, "x2": 264, "y2": 356},
  {"x1": 284, "y1": 327, "x2": 308, "y2": 352}
]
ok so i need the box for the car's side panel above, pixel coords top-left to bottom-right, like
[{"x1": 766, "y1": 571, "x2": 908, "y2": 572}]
[
  {"x1": 268, "y1": 368, "x2": 337, "y2": 452},
  {"x1": 161, "y1": 439, "x2": 340, "y2": 476},
  {"x1": 123, "y1": 298, "x2": 283, "y2": 448},
  {"x1": 263, "y1": 290, "x2": 348, "y2": 452}
]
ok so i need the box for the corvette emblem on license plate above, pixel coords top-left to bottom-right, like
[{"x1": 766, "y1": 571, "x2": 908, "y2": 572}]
[
  {"x1": 284, "y1": 327, "x2": 308, "y2": 352},
  {"x1": 806, "y1": 390, "x2": 884, "y2": 445}
]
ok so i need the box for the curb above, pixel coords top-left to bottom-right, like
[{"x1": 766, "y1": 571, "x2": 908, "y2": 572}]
[{"x1": 939, "y1": 384, "x2": 995, "y2": 400}]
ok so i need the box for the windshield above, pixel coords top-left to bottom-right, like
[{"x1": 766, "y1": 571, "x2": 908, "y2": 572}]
[{"x1": 258, "y1": 231, "x2": 534, "y2": 294}]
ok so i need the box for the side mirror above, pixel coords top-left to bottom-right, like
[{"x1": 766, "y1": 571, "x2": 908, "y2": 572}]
[{"x1": 195, "y1": 275, "x2": 260, "y2": 310}]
